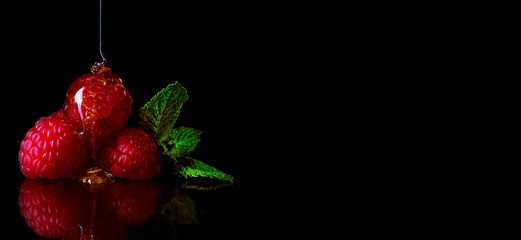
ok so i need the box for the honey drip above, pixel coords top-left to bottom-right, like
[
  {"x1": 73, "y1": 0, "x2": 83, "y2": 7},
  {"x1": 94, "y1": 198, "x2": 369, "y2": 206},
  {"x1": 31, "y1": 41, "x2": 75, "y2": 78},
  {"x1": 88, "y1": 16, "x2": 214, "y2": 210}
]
[{"x1": 79, "y1": 167, "x2": 115, "y2": 186}]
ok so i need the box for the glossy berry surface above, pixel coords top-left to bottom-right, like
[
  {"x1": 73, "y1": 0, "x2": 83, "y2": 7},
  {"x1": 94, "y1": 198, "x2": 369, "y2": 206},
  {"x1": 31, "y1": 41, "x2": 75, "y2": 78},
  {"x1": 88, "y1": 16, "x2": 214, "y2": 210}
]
[
  {"x1": 99, "y1": 128, "x2": 162, "y2": 180},
  {"x1": 18, "y1": 116, "x2": 88, "y2": 180},
  {"x1": 63, "y1": 67, "x2": 132, "y2": 157}
]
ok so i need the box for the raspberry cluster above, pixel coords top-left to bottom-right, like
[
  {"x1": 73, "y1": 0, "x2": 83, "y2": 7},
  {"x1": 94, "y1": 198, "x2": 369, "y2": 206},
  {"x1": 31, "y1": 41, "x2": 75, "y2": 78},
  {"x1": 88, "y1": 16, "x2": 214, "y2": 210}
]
[{"x1": 18, "y1": 65, "x2": 162, "y2": 181}]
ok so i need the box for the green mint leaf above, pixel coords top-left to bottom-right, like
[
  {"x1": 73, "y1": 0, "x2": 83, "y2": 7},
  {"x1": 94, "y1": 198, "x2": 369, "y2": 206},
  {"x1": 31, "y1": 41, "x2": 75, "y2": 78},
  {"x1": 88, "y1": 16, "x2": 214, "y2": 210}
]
[
  {"x1": 175, "y1": 157, "x2": 234, "y2": 183},
  {"x1": 139, "y1": 82, "x2": 189, "y2": 140},
  {"x1": 160, "y1": 126, "x2": 202, "y2": 159}
]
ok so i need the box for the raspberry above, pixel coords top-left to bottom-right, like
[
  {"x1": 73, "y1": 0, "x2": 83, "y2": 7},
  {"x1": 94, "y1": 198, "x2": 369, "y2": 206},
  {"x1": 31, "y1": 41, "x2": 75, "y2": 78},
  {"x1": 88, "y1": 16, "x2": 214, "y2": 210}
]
[
  {"x1": 99, "y1": 128, "x2": 162, "y2": 180},
  {"x1": 18, "y1": 116, "x2": 88, "y2": 180},
  {"x1": 63, "y1": 67, "x2": 132, "y2": 157},
  {"x1": 48, "y1": 109, "x2": 66, "y2": 120},
  {"x1": 18, "y1": 179, "x2": 88, "y2": 238}
]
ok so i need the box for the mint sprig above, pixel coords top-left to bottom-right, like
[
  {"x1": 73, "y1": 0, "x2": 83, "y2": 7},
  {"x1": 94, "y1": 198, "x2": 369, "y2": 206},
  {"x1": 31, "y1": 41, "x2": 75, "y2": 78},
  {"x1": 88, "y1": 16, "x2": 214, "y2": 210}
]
[{"x1": 139, "y1": 82, "x2": 233, "y2": 184}]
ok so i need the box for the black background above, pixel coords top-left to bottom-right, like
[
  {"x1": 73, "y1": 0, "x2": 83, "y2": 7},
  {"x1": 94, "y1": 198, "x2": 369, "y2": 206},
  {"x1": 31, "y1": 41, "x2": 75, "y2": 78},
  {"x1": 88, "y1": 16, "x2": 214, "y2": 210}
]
[{"x1": 0, "y1": 1, "x2": 305, "y2": 239}]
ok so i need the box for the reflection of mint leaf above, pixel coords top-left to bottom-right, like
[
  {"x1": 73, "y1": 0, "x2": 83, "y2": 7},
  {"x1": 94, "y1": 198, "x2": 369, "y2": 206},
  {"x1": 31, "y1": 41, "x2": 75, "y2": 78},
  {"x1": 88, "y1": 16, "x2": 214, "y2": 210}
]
[
  {"x1": 160, "y1": 126, "x2": 202, "y2": 159},
  {"x1": 176, "y1": 157, "x2": 233, "y2": 183},
  {"x1": 181, "y1": 180, "x2": 234, "y2": 191},
  {"x1": 159, "y1": 187, "x2": 199, "y2": 225},
  {"x1": 139, "y1": 82, "x2": 188, "y2": 140}
]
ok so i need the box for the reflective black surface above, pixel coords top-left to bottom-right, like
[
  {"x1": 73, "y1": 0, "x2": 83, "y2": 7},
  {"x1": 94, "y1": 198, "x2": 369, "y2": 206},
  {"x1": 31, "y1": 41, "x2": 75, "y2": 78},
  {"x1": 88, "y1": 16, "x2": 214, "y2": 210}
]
[
  {"x1": 15, "y1": 179, "x2": 209, "y2": 239},
  {"x1": 2, "y1": 169, "x2": 290, "y2": 240}
]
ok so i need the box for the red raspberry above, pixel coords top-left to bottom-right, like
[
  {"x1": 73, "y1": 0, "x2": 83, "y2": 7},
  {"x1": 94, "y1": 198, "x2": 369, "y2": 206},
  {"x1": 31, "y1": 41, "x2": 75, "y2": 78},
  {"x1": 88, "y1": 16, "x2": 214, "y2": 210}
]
[
  {"x1": 99, "y1": 128, "x2": 162, "y2": 180},
  {"x1": 48, "y1": 109, "x2": 66, "y2": 120},
  {"x1": 63, "y1": 67, "x2": 132, "y2": 157},
  {"x1": 18, "y1": 116, "x2": 88, "y2": 180},
  {"x1": 18, "y1": 179, "x2": 88, "y2": 238}
]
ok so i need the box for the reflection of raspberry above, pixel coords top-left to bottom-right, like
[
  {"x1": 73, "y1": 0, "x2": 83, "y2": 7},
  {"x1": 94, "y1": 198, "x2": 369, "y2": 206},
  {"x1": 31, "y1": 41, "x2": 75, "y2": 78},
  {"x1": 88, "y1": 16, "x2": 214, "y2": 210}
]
[
  {"x1": 62, "y1": 202, "x2": 129, "y2": 240},
  {"x1": 18, "y1": 116, "x2": 88, "y2": 180},
  {"x1": 103, "y1": 181, "x2": 162, "y2": 225},
  {"x1": 99, "y1": 128, "x2": 161, "y2": 180},
  {"x1": 18, "y1": 179, "x2": 87, "y2": 238}
]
